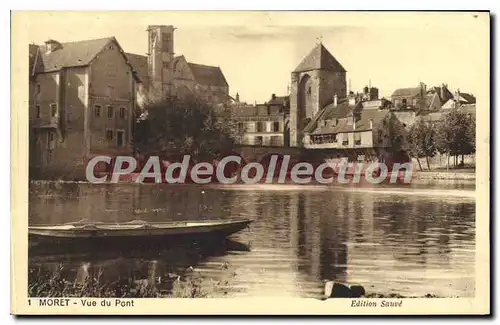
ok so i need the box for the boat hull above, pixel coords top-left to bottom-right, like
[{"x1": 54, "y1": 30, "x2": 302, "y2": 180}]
[{"x1": 29, "y1": 219, "x2": 252, "y2": 248}]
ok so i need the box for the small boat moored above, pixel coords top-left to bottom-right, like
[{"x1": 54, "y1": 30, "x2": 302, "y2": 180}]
[{"x1": 29, "y1": 218, "x2": 253, "y2": 246}]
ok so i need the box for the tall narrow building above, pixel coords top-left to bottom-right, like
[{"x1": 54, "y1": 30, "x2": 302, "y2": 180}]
[
  {"x1": 147, "y1": 25, "x2": 175, "y2": 100},
  {"x1": 289, "y1": 43, "x2": 347, "y2": 147}
]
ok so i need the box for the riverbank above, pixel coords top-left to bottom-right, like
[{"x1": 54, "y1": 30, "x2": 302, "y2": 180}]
[{"x1": 412, "y1": 169, "x2": 475, "y2": 180}]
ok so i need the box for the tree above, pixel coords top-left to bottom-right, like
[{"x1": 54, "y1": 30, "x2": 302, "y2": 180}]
[
  {"x1": 383, "y1": 112, "x2": 409, "y2": 153},
  {"x1": 407, "y1": 118, "x2": 437, "y2": 170},
  {"x1": 435, "y1": 108, "x2": 476, "y2": 169},
  {"x1": 134, "y1": 95, "x2": 242, "y2": 162}
]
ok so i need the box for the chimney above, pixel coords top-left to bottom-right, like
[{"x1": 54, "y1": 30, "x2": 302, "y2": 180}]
[
  {"x1": 333, "y1": 94, "x2": 338, "y2": 107},
  {"x1": 420, "y1": 82, "x2": 427, "y2": 95},
  {"x1": 440, "y1": 84, "x2": 447, "y2": 101},
  {"x1": 272, "y1": 93, "x2": 276, "y2": 100},
  {"x1": 44, "y1": 39, "x2": 62, "y2": 54}
]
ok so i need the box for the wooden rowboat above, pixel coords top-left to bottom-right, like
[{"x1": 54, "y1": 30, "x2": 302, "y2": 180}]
[{"x1": 29, "y1": 219, "x2": 252, "y2": 244}]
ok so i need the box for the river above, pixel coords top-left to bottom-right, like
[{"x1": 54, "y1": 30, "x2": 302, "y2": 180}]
[{"x1": 28, "y1": 180, "x2": 475, "y2": 298}]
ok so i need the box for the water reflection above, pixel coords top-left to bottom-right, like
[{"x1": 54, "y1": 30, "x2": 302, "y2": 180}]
[{"x1": 29, "y1": 182, "x2": 475, "y2": 298}]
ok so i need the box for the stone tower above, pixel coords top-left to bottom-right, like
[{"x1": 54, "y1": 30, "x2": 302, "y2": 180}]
[
  {"x1": 289, "y1": 43, "x2": 347, "y2": 147},
  {"x1": 147, "y1": 25, "x2": 175, "y2": 101}
]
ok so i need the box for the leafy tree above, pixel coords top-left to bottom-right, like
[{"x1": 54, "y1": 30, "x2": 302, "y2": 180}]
[
  {"x1": 382, "y1": 112, "x2": 409, "y2": 153},
  {"x1": 435, "y1": 108, "x2": 476, "y2": 169},
  {"x1": 134, "y1": 95, "x2": 241, "y2": 162},
  {"x1": 407, "y1": 118, "x2": 437, "y2": 170}
]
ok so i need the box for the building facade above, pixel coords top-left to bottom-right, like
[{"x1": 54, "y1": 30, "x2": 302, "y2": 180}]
[
  {"x1": 29, "y1": 37, "x2": 136, "y2": 179},
  {"x1": 127, "y1": 25, "x2": 230, "y2": 108},
  {"x1": 301, "y1": 91, "x2": 400, "y2": 162},
  {"x1": 232, "y1": 94, "x2": 289, "y2": 147},
  {"x1": 289, "y1": 43, "x2": 347, "y2": 147}
]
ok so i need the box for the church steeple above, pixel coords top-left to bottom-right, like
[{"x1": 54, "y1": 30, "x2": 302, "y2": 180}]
[
  {"x1": 147, "y1": 25, "x2": 175, "y2": 100},
  {"x1": 235, "y1": 92, "x2": 240, "y2": 103}
]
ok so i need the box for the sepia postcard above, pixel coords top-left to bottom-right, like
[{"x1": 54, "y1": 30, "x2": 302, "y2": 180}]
[{"x1": 11, "y1": 10, "x2": 490, "y2": 315}]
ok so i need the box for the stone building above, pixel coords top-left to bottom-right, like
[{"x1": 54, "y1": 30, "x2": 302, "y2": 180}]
[
  {"x1": 232, "y1": 94, "x2": 289, "y2": 147},
  {"x1": 29, "y1": 37, "x2": 136, "y2": 179},
  {"x1": 302, "y1": 91, "x2": 399, "y2": 162},
  {"x1": 289, "y1": 43, "x2": 347, "y2": 147},
  {"x1": 127, "y1": 25, "x2": 229, "y2": 108}
]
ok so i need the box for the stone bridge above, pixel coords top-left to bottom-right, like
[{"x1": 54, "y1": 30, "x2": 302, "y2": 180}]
[{"x1": 232, "y1": 145, "x2": 396, "y2": 165}]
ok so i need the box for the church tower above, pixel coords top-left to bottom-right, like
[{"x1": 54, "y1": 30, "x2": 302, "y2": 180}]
[
  {"x1": 147, "y1": 25, "x2": 175, "y2": 101},
  {"x1": 289, "y1": 43, "x2": 347, "y2": 147}
]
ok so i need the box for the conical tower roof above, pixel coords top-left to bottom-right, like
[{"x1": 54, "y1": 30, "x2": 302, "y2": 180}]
[{"x1": 293, "y1": 43, "x2": 346, "y2": 73}]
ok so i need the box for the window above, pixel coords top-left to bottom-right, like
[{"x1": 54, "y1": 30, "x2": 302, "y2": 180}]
[
  {"x1": 106, "y1": 130, "x2": 114, "y2": 142},
  {"x1": 120, "y1": 107, "x2": 126, "y2": 119},
  {"x1": 107, "y1": 106, "x2": 114, "y2": 119},
  {"x1": 341, "y1": 134, "x2": 348, "y2": 146},
  {"x1": 354, "y1": 132, "x2": 361, "y2": 146},
  {"x1": 94, "y1": 105, "x2": 101, "y2": 117},
  {"x1": 238, "y1": 122, "x2": 244, "y2": 132},
  {"x1": 254, "y1": 136, "x2": 263, "y2": 146},
  {"x1": 35, "y1": 105, "x2": 40, "y2": 118},
  {"x1": 402, "y1": 98, "x2": 407, "y2": 106},
  {"x1": 117, "y1": 130, "x2": 124, "y2": 147},
  {"x1": 273, "y1": 121, "x2": 280, "y2": 132},
  {"x1": 270, "y1": 136, "x2": 282, "y2": 146},
  {"x1": 378, "y1": 130, "x2": 383, "y2": 144},
  {"x1": 256, "y1": 122, "x2": 264, "y2": 133},
  {"x1": 50, "y1": 103, "x2": 57, "y2": 117},
  {"x1": 307, "y1": 87, "x2": 311, "y2": 95},
  {"x1": 35, "y1": 83, "x2": 40, "y2": 94}
]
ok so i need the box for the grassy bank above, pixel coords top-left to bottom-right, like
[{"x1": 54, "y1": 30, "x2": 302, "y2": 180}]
[
  {"x1": 28, "y1": 265, "x2": 233, "y2": 298},
  {"x1": 413, "y1": 168, "x2": 475, "y2": 180}
]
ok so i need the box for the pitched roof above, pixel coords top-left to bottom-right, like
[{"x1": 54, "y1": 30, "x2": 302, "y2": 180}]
[
  {"x1": 33, "y1": 37, "x2": 115, "y2": 73},
  {"x1": 427, "y1": 85, "x2": 453, "y2": 104},
  {"x1": 303, "y1": 98, "x2": 357, "y2": 133},
  {"x1": 457, "y1": 92, "x2": 476, "y2": 104},
  {"x1": 391, "y1": 87, "x2": 421, "y2": 98},
  {"x1": 187, "y1": 62, "x2": 228, "y2": 87},
  {"x1": 125, "y1": 53, "x2": 149, "y2": 85},
  {"x1": 293, "y1": 43, "x2": 346, "y2": 73},
  {"x1": 311, "y1": 109, "x2": 389, "y2": 135},
  {"x1": 425, "y1": 92, "x2": 440, "y2": 109},
  {"x1": 29, "y1": 44, "x2": 39, "y2": 75}
]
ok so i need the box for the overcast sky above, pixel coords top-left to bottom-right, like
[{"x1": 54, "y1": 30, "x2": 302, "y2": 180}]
[{"x1": 22, "y1": 11, "x2": 489, "y2": 103}]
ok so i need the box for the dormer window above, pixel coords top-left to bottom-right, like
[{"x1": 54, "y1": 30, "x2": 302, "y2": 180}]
[{"x1": 44, "y1": 39, "x2": 62, "y2": 54}]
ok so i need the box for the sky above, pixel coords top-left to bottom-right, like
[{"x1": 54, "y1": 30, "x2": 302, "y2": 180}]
[{"x1": 21, "y1": 11, "x2": 489, "y2": 103}]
